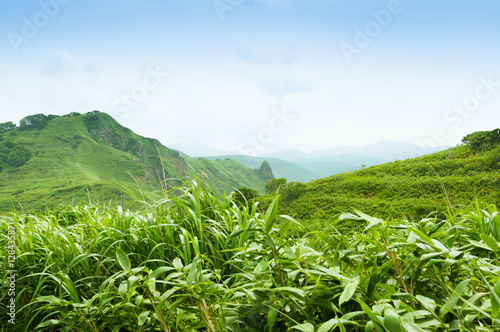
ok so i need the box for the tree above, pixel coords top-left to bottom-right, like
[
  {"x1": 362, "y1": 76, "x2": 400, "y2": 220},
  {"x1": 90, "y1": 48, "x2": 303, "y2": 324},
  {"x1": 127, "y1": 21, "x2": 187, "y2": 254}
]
[
  {"x1": 265, "y1": 178, "x2": 287, "y2": 195},
  {"x1": 232, "y1": 187, "x2": 260, "y2": 206},
  {"x1": 0, "y1": 122, "x2": 17, "y2": 133},
  {"x1": 6, "y1": 145, "x2": 31, "y2": 168},
  {"x1": 64, "y1": 112, "x2": 81, "y2": 117},
  {"x1": 0, "y1": 143, "x2": 31, "y2": 168},
  {"x1": 19, "y1": 114, "x2": 49, "y2": 130},
  {"x1": 462, "y1": 128, "x2": 500, "y2": 151},
  {"x1": 283, "y1": 182, "x2": 306, "y2": 202}
]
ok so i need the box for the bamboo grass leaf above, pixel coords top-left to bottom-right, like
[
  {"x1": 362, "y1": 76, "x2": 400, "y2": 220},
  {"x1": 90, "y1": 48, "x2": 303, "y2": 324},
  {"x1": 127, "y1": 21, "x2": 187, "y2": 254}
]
[
  {"x1": 138, "y1": 310, "x2": 150, "y2": 326},
  {"x1": 439, "y1": 279, "x2": 470, "y2": 318},
  {"x1": 360, "y1": 302, "x2": 389, "y2": 332},
  {"x1": 116, "y1": 247, "x2": 131, "y2": 271},
  {"x1": 264, "y1": 194, "x2": 279, "y2": 234},
  {"x1": 339, "y1": 280, "x2": 359, "y2": 307},
  {"x1": 37, "y1": 320, "x2": 65, "y2": 328},
  {"x1": 267, "y1": 305, "x2": 279, "y2": 331},
  {"x1": 291, "y1": 323, "x2": 314, "y2": 332},
  {"x1": 384, "y1": 304, "x2": 403, "y2": 332},
  {"x1": 493, "y1": 279, "x2": 500, "y2": 317},
  {"x1": 480, "y1": 233, "x2": 500, "y2": 252},
  {"x1": 408, "y1": 228, "x2": 434, "y2": 246}
]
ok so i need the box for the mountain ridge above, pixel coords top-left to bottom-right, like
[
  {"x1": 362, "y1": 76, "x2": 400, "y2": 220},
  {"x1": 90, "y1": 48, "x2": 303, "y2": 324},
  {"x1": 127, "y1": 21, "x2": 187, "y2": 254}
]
[{"x1": 0, "y1": 111, "x2": 273, "y2": 212}]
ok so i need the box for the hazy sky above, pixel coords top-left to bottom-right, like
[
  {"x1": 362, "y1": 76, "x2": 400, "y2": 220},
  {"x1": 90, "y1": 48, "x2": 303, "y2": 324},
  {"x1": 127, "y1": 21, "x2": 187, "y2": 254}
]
[{"x1": 1, "y1": 0, "x2": 499, "y2": 154}]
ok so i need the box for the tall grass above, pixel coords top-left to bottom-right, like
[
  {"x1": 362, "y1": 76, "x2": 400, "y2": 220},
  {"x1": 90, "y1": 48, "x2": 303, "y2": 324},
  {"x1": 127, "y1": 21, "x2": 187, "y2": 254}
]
[{"x1": 1, "y1": 181, "x2": 500, "y2": 331}]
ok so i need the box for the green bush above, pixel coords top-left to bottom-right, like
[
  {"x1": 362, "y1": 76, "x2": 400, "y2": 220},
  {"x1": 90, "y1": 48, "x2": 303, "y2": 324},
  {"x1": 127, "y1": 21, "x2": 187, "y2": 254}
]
[
  {"x1": 0, "y1": 142, "x2": 31, "y2": 169},
  {"x1": 265, "y1": 178, "x2": 287, "y2": 195},
  {"x1": 232, "y1": 186, "x2": 260, "y2": 206}
]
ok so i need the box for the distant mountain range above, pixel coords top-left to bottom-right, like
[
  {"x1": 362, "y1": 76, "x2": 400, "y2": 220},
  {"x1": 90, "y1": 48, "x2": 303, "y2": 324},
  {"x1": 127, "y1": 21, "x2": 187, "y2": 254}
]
[
  {"x1": 261, "y1": 140, "x2": 450, "y2": 162},
  {"x1": 202, "y1": 155, "x2": 316, "y2": 183},
  {"x1": 173, "y1": 141, "x2": 450, "y2": 182}
]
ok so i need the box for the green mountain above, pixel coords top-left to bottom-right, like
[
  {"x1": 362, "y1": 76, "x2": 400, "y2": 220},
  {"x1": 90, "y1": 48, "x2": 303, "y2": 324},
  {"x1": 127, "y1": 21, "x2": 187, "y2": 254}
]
[
  {"x1": 274, "y1": 130, "x2": 500, "y2": 221},
  {"x1": 0, "y1": 111, "x2": 273, "y2": 212},
  {"x1": 203, "y1": 155, "x2": 316, "y2": 182}
]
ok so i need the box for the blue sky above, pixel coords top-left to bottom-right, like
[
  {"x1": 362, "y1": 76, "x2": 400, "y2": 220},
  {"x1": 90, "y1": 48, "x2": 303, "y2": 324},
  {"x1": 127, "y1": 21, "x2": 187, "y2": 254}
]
[{"x1": 1, "y1": 0, "x2": 499, "y2": 154}]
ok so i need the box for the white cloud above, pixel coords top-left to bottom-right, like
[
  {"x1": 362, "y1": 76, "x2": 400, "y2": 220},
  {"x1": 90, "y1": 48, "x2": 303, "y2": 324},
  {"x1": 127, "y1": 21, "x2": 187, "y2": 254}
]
[
  {"x1": 84, "y1": 55, "x2": 107, "y2": 75},
  {"x1": 0, "y1": 62, "x2": 12, "y2": 73},
  {"x1": 42, "y1": 50, "x2": 75, "y2": 76},
  {"x1": 230, "y1": 46, "x2": 318, "y2": 97}
]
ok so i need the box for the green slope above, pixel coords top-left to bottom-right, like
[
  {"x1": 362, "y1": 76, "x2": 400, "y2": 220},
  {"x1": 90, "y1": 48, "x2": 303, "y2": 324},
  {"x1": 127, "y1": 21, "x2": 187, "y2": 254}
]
[
  {"x1": 203, "y1": 155, "x2": 316, "y2": 182},
  {"x1": 276, "y1": 136, "x2": 500, "y2": 221},
  {"x1": 186, "y1": 158, "x2": 273, "y2": 195},
  {"x1": 0, "y1": 112, "x2": 272, "y2": 212}
]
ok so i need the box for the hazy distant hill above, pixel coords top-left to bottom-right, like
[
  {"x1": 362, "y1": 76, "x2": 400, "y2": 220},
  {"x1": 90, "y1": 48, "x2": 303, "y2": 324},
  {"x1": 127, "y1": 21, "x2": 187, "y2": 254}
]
[
  {"x1": 0, "y1": 112, "x2": 273, "y2": 212},
  {"x1": 307, "y1": 140, "x2": 449, "y2": 161},
  {"x1": 203, "y1": 155, "x2": 316, "y2": 183},
  {"x1": 260, "y1": 141, "x2": 450, "y2": 178},
  {"x1": 168, "y1": 140, "x2": 450, "y2": 181}
]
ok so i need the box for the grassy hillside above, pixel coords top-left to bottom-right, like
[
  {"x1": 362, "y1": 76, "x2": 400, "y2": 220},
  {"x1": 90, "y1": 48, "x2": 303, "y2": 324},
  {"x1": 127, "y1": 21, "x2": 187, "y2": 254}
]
[
  {"x1": 0, "y1": 112, "x2": 272, "y2": 212},
  {"x1": 186, "y1": 157, "x2": 273, "y2": 195},
  {"x1": 274, "y1": 141, "x2": 500, "y2": 221}
]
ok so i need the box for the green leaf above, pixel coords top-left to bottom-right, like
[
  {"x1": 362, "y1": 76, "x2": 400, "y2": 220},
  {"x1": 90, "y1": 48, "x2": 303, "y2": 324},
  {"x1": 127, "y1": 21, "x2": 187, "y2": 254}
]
[
  {"x1": 149, "y1": 266, "x2": 174, "y2": 279},
  {"x1": 173, "y1": 257, "x2": 183, "y2": 270},
  {"x1": 138, "y1": 311, "x2": 150, "y2": 326},
  {"x1": 420, "y1": 252, "x2": 444, "y2": 262},
  {"x1": 267, "y1": 305, "x2": 279, "y2": 331},
  {"x1": 408, "y1": 228, "x2": 434, "y2": 246},
  {"x1": 480, "y1": 233, "x2": 499, "y2": 252},
  {"x1": 291, "y1": 323, "x2": 314, "y2": 332},
  {"x1": 186, "y1": 256, "x2": 199, "y2": 285},
  {"x1": 384, "y1": 305, "x2": 403, "y2": 332},
  {"x1": 318, "y1": 318, "x2": 338, "y2": 332},
  {"x1": 37, "y1": 295, "x2": 62, "y2": 304},
  {"x1": 57, "y1": 274, "x2": 81, "y2": 303},
  {"x1": 491, "y1": 279, "x2": 500, "y2": 317},
  {"x1": 416, "y1": 295, "x2": 436, "y2": 313},
  {"x1": 439, "y1": 279, "x2": 470, "y2": 318},
  {"x1": 355, "y1": 209, "x2": 383, "y2": 231},
  {"x1": 37, "y1": 320, "x2": 65, "y2": 328},
  {"x1": 468, "y1": 239, "x2": 494, "y2": 251},
  {"x1": 116, "y1": 247, "x2": 131, "y2": 271},
  {"x1": 318, "y1": 317, "x2": 355, "y2": 332},
  {"x1": 360, "y1": 302, "x2": 388, "y2": 332},
  {"x1": 339, "y1": 280, "x2": 359, "y2": 307},
  {"x1": 264, "y1": 194, "x2": 279, "y2": 233}
]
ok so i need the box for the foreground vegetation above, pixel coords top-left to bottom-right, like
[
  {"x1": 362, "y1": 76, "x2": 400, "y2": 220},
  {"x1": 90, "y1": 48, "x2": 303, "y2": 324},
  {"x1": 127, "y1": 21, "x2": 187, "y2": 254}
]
[{"x1": 1, "y1": 181, "x2": 500, "y2": 331}]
